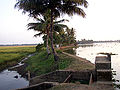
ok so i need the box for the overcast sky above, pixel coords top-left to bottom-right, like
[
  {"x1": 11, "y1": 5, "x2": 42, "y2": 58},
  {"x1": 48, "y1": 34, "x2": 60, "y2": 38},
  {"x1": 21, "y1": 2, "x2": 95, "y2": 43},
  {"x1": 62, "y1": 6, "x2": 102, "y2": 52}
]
[{"x1": 0, "y1": 0, "x2": 120, "y2": 44}]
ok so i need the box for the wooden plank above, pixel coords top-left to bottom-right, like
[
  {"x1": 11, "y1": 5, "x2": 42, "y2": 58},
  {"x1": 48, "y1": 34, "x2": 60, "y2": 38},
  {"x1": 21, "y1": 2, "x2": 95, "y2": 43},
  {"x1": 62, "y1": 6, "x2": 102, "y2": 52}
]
[
  {"x1": 89, "y1": 73, "x2": 93, "y2": 85},
  {"x1": 63, "y1": 74, "x2": 72, "y2": 83}
]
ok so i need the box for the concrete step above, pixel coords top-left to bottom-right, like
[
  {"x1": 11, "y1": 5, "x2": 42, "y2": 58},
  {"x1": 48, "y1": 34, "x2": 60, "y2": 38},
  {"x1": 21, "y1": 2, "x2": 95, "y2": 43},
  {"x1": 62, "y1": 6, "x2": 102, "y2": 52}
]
[
  {"x1": 95, "y1": 56, "x2": 111, "y2": 69},
  {"x1": 95, "y1": 56, "x2": 109, "y2": 62},
  {"x1": 97, "y1": 69, "x2": 112, "y2": 72},
  {"x1": 92, "y1": 81, "x2": 114, "y2": 90},
  {"x1": 95, "y1": 60, "x2": 111, "y2": 63},
  {"x1": 96, "y1": 81, "x2": 113, "y2": 85}
]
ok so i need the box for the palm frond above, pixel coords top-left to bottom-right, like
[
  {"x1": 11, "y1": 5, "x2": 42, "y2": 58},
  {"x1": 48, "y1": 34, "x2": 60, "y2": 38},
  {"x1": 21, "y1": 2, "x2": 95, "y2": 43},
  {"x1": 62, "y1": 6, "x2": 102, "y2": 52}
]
[
  {"x1": 27, "y1": 23, "x2": 43, "y2": 31},
  {"x1": 63, "y1": 0, "x2": 88, "y2": 8},
  {"x1": 34, "y1": 32, "x2": 43, "y2": 37},
  {"x1": 15, "y1": 0, "x2": 88, "y2": 18},
  {"x1": 54, "y1": 24, "x2": 68, "y2": 32},
  {"x1": 54, "y1": 19, "x2": 69, "y2": 24},
  {"x1": 59, "y1": 3, "x2": 86, "y2": 17},
  {"x1": 15, "y1": 0, "x2": 47, "y2": 17}
]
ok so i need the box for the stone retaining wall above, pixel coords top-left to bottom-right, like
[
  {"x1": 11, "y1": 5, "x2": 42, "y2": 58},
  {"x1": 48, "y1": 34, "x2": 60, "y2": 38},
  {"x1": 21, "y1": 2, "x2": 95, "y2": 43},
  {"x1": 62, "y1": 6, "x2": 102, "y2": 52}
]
[{"x1": 30, "y1": 70, "x2": 95, "y2": 85}]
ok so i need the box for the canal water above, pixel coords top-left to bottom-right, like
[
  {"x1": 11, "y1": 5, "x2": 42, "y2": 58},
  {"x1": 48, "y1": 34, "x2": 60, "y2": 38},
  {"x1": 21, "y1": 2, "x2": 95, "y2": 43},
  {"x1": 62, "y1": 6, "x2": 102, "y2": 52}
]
[
  {"x1": 76, "y1": 42, "x2": 120, "y2": 89},
  {"x1": 0, "y1": 54, "x2": 34, "y2": 90},
  {"x1": 0, "y1": 70, "x2": 29, "y2": 90}
]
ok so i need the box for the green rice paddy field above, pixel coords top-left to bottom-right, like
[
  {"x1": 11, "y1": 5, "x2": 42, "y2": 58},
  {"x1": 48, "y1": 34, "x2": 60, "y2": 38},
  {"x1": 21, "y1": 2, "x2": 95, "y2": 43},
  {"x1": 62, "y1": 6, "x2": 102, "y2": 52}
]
[{"x1": 0, "y1": 46, "x2": 36, "y2": 70}]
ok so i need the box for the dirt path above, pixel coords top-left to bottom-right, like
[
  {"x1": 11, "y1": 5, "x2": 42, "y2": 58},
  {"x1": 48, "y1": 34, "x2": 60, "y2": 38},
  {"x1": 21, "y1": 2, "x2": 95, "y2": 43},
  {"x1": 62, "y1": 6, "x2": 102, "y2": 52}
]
[
  {"x1": 62, "y1": 52, "x2": 93, "y2": 63},
  {"x1": 62, "y1": 52, "x2": 95, "y2": 71}
]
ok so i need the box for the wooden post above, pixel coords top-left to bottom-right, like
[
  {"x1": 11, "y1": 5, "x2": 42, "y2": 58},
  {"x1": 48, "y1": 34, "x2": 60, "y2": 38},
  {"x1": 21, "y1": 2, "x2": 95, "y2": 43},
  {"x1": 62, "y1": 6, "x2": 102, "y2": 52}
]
[
  {"x1": 28, "y1": 71, "x2": 31, "y2": 85},
  {"x1": 89, "y1": 73, "x2": 93, "y2": 85}
]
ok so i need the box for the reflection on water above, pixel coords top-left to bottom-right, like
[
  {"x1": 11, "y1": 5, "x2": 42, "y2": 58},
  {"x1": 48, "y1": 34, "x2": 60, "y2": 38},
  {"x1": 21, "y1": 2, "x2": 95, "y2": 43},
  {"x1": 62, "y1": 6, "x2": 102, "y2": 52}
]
[
  {"x1": 0, "y1": 53, "x2": 35, "y2": 90},
  {"x1": 0, "y1": 70, "x2": 29, "y2": 90},
  {"x1": 76, "y1": 42, "x2": 120, "y2": 89}
]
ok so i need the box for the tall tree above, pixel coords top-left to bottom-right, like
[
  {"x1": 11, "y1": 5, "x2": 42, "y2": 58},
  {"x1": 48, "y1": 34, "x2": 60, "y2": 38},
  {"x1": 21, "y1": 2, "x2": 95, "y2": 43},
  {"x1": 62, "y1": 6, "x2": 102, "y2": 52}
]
[
  {"x1": 43, "y1": 19, "x2": 69, "y2": 46},
  {"x1": 15, "y1": 0, "x2": 88, "y2": 61},
  {"x1": 28, "y1": 16, "x2": 68, "y2": 56},
  {"x1": 27, "y1": 16, "x2": 51, "y2": 56},
  {"x1": 66, "y1": 28, "x2": 76, "y2": 45},
  {"x1": 54, "y1": 27, "x2": 76, "y2": 46}
]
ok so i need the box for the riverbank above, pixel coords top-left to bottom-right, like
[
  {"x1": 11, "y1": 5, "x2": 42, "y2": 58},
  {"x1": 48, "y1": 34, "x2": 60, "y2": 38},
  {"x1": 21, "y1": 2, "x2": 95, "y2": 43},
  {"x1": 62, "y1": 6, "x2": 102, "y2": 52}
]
[
  {"x1": 0, "y1": 44, "x2": 116, "y2": 90},
  {"x1": 62, "y1": 52, "x2": 94, "y2": 71},
  {"x1": 11, "y1": 49, "x2": 94, "y2": 80},
  {"x1": 16, "y1": 49, "x2": 97, "y2": 90},
  {"x1": 26, "y1": 50, "x2": 93, "y2": 77},
  {"x1": 0, "y1": 45, "x2": 95, "y2": 90}
]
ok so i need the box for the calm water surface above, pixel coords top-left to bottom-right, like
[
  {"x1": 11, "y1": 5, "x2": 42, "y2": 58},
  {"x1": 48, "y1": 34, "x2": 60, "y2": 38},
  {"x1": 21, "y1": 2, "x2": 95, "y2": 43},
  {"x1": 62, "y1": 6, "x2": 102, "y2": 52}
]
[
  {"x1": 0, "y1": 70, "x2": 29, "y2": 90},
  {"x1": 0, "y1": 54, "x2": 34, "y2": 90},
  {"x1": 76, "y1": 42, "x2": 120, "y2": 87},
  {"x1": 0, "y1": 54, "x2": 35, "y2": 90}
]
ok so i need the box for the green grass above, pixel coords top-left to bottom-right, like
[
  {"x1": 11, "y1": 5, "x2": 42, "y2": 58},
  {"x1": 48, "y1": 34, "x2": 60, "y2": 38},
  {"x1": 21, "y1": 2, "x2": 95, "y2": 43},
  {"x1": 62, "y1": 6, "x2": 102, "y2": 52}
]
[
  {"x1": 0, "y1": 46, "x2": 35, "y2": 53},
  {"x1": 0, "y1": 46, "x2": 36, "y2": 71},
  {"x1": 25, "y1": 48, "x2": 94, "y2": 76},
  {"x1": 25, "y1": 50, "x2": 73, "y2": 76},
  {"x1": 0, "y1": 53, "x2": 22, "y2": 63},
  {"x1": 58, "y1": 52, "x2": 73, "y2": 69}
]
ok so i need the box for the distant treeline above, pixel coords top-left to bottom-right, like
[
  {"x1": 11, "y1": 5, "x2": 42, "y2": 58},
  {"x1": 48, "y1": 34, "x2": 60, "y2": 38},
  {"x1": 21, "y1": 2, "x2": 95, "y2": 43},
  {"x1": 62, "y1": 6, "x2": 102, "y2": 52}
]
[
  {"x1": 0, "y1": 44, "x2": 37, "y2": 46},
  {"x1": 77, "y1": 40, "x2": 120, "y2": 44},
  {"x1": 94, "y1": 40, "x2": 120, "y2": 43}
]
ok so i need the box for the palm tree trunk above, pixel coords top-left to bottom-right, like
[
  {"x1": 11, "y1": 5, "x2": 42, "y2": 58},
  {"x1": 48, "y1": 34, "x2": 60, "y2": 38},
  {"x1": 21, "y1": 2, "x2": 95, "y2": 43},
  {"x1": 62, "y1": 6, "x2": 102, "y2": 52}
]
[
  {"x1": 46, "y1": 29, "x2": 51, "y2": 56},
  {"x1": 50, "y1": 10, "x2": 59, "y2": 61}
]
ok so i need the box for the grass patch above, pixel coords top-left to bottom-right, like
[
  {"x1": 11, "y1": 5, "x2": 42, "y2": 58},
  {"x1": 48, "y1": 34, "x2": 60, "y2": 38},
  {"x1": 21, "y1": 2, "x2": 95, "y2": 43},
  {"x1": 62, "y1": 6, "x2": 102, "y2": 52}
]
[
  {"x1": 0, "y1": 53, "x2": 23, "y2": 63},
  {"x1": 25, "y1": 48, "x2": 94, "y2": 76},
  {"x1": 0, "y1": 46, "x2": 36, "y2": 71},
  {"x1": 58, "y1": 52, "x2": 73, "y2": 69},
  {"x1": 62, "y1": 48, "x2": 76, "y2": 55},
  {"x1": 26, "y1": 51, "x2": 54, "y2": 75},
  {"x1": 0, "y1": 46, "x2": 35, "y2": 53},
  {"x1": 25, "y1": 50, "x2": 73, "y2": 76},
  {"x1": 61, "y1": 48, "x2": 94, "y2": 71},
  {"x1": 64, "y1": 54, "x2": 94, "y2": 71}
]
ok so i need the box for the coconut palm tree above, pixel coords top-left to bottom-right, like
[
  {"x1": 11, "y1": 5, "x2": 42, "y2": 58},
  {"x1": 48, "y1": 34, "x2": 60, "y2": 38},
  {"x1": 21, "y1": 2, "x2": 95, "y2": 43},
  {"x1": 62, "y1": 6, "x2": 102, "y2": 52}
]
[
  {"x1": 54, "y1": 27, "x2": 76, "y2": 46},
  {"x1": 28, "y1": 17, "x2": 51, "y2": 56},
  {"x1": 15, "y1": 0, "x2": 88, "y2": 61},
  {"x1": 66, "y1": 28, "x2": 76, "y2": 45},
  {"x1": 28, "y1": 16, "x2": 68, "y2": 57}
]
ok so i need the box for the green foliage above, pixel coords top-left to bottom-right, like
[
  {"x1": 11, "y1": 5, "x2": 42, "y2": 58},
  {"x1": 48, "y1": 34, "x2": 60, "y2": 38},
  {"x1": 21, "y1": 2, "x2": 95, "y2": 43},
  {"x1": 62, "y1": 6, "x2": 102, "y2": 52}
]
[
  {"x1": 56, "y1": 49, "x2": 62, "y2": 53},
  {"x1": 26, "y1": 51, "x2": 54, "y2": 75},
  {"x1": 26, "y1": 50, "x2": 73, "y2": 76},
  {"x1": 15, "y1": 0, "x2": 88, "y2": 61},
  {"x1": 58, "y1": 53, "x2": 72, "y2": 69},
  {"x1": 25, "y1": 47, "x2": 94, "y2": 76},
  {"x1": 63, "y1": 48, "x2": 76, "y2": 55},
  {"x1": 53, "y1": 27, "x2": 76, "y2": 46},
  {"x1": 36, "y1": 44, "x2": 45, "y2": 52},
  {"x1": 15, "y1": 0, "x2": 88, "y2": 18}
]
